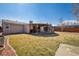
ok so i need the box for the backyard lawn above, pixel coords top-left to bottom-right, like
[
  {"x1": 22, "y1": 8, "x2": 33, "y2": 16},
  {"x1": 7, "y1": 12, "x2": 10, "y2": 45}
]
[{"x1": 7, "y1": 32, "x2": 79, "y2": 56}]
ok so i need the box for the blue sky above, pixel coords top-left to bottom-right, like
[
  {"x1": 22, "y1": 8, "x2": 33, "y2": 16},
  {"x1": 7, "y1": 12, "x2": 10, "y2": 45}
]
[{"x1": 0, "y1": 3, "x2": 75, "y2": 25}]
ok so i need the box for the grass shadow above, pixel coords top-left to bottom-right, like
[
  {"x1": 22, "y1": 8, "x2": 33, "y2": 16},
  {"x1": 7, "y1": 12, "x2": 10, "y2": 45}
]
[
  {"x1": 3, "y1": 32, "x2": 59, "y2": 37},
  {"x1": 30, "y1": 32, "x2": 59, "y2": 37}
]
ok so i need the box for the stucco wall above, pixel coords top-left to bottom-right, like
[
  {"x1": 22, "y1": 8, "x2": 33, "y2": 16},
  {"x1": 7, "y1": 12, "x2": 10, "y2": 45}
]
[
  {"x1": 2, "y1": 20, "x2": 53, "y2": 35},
  {"x1": 3, "y1": 23, "x2": 24, "y2": 34},
  {"x1": 24, "y1": 24, "x2": 30, "y2": 33}
]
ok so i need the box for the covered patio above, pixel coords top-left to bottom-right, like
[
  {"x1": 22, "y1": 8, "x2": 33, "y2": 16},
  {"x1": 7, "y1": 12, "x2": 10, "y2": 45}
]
[{"x1": 29, "y1": 23, "x2": 53, "y2": 33}]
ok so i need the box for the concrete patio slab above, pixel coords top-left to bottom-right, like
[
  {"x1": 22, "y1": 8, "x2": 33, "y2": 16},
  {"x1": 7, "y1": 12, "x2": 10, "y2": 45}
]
[{"x1": 55, "y1": 44, "x2": 79, "y2": 56}]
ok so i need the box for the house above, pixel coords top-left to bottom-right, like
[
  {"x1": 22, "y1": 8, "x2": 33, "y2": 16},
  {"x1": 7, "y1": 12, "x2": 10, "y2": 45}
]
[
  {"x1": 54, "y1": 20, "x2": 79, "y2": 32},
  {"x1": 2, "y1": 20, "x2": 53, "y2": 35},
  {"x1": 60, "y1": 20, "x2": 79, "y2": 26}
]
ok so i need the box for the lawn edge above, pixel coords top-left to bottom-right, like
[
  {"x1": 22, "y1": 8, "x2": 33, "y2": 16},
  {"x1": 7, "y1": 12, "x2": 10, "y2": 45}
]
[{"x1": 6, "y1": 36, "x2": 18, "y2": 56}]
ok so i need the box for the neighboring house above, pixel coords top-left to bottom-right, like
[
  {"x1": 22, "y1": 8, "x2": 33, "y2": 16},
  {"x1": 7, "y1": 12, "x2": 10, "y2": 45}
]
[
  {"x1": 54, "y1": 20, "x2": 79, "y2": 32},
  {"x1": 2, "y1": 20, "x2": 53, "y2": 35},
  {"x1": 60, "y1": 20, "x2": 79, "y2": 26}
]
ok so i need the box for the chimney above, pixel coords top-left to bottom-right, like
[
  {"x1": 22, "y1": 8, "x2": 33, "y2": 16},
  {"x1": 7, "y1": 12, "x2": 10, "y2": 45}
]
[{"x1": 29, "y1": 21, "x2": 33, "y2": 24}]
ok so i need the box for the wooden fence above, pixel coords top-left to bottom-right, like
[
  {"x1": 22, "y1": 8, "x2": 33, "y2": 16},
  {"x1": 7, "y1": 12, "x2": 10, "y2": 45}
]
[{"x1": 54, "y1": 26, "x2": 79, "y2": 32}]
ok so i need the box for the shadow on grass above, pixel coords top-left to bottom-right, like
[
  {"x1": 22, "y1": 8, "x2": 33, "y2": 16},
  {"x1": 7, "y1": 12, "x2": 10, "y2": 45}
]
[
  {"x1": 3, "y1": 32, "x2": 59, "y2": 37},
  {"x1": 30, "y1": 32, "x2": 59, "y2": 37}
]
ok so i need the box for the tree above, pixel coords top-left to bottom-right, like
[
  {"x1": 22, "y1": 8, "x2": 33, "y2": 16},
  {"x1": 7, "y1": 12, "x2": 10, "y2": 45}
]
[
  {"x1": 59, "y1": 17, "x2": 64, "y2": 32},
  {"x1": 73, "y1": 3, "x2": 79, "y2": 22}
]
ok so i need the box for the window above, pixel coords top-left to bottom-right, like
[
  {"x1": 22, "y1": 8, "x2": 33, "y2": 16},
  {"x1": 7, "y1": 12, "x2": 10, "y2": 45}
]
[{"x1": 6, "y1": 25, "x2": 9, "y2": 29}]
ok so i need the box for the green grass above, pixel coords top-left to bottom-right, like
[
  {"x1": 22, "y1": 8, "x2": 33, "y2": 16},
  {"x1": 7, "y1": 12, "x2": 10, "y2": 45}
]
[{"x1": 7, "y1": 32, "x2": 79, "y2": 56}]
